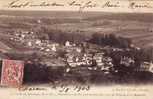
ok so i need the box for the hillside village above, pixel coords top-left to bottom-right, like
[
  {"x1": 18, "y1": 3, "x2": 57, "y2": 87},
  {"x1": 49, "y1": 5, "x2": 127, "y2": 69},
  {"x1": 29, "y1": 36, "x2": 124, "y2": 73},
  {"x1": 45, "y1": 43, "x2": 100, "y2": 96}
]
[
  {"x1": 2, "y1": 30, "x2": 153, "y2": 72},
  {"x1": 0, "y1": 29, "x2": 153, "y2": 84}
]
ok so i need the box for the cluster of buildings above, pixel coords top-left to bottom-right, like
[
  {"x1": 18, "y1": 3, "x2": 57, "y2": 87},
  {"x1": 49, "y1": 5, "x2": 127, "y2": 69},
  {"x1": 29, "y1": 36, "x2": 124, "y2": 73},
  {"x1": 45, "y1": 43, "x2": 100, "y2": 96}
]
[
  {"x1": 8, "y1": 30, "x2": 115, "y2": 73},
  {"x1": 9, "y1": 30, "x2": 59, "y2": 54},
  {"x1": 5, "y1": 30, "x2": 153, "y2": 74},
  {"x1": 65, "y1": 49, "x2": 114, "y2": 73}
]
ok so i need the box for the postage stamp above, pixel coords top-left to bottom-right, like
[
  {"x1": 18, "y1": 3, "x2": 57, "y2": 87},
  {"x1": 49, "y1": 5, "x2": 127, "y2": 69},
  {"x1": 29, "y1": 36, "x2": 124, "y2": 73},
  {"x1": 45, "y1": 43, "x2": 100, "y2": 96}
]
[{"x1": 1, "y1": 59, "x2": 24, "y2": 87}]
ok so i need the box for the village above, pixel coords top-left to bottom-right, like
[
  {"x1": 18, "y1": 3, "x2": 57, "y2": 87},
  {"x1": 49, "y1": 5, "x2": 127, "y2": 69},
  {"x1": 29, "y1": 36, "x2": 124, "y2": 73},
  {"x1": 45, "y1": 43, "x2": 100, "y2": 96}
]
[
  {"x1": 0, "y1": 29, "x2": 153, "y2": 84},
  {"x1": 8, "y1": 30, "x2": 114, "y2": 73},
  {"x1": 7, "y1": 30, "x2": 153, "y2": 72}
]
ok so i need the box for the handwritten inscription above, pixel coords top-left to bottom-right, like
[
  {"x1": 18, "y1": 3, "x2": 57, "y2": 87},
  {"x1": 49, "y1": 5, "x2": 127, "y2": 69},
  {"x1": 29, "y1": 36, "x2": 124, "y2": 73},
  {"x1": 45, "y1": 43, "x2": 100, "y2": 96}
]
[
  {"x1": 19, "y1": 84, "x2": 90, "y2": 93},
  {"x1": 19, "y1": 87, "x2": 47, "y2": 91},
  {"x1": 58, "y1": 84, "x2": 90, "y2": 92},
  {"x1": 129, "y1": 2, "x2": 152, "y2": 9},
  {"x1": 102, "y1": 1, "x2": 121, "y2": 8},
  {"x1": 7, "y1": 0, "x2": 153, "y2": 11}
]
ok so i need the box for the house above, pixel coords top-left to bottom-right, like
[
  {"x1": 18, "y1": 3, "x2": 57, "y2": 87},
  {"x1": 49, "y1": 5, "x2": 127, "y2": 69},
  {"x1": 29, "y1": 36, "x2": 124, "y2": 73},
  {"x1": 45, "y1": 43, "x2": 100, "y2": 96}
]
[
  {"x1": 67, "y1": 55, "x2": 74, "y2": 63},
  {"x1": 93, "y1": 53, "x2": 104, "y2": 67},
  {"x1": 51, "y1": 44, "x2": 57, "y2": 52},
  {"x1": 45, "y1": 48, "x2": 50, "y2": 52},
  {"x1": 149, "y1": 62, "x2": 153, "y2": 73},
  {"x1": 76, "y1": 47, "x2": 82, "y2": 53},
  {"x1": 120, "y1": 56, "x2": 135, "y2": 67},
  {"x1": 138, "y1": 62, "x2": 153, "y2": 73},
  {"x1": 65, "y1": 41, "x2": 71, "y2": 47},
  {"x1": 27, "y1": 41, "x2": 32, "y2": 47},
  {"x1": 35, "y1": 40, "x2": 41, "y2": 45}
]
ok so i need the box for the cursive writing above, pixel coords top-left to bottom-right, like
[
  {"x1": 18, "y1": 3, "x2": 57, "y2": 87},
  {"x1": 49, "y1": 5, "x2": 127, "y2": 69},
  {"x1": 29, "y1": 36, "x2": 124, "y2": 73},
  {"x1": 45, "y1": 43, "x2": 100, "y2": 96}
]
[
  {"x1": 50, "y1": 83, "x2": 90, "y2": 93},
  {"x1": 8, "y1": 0, "x2": 30, "y2": 8},
  {"x1": 6, "y1": 0, "x2": 153, "y2": 11},
  {"x1": 19, "y1": 86, "x2": 47, "y2": 91},
  {"x1": 102, "y1": 1, "x2": 121, "y2": 8},
  {"x1": 129, "y1": 2, "x2": 152, "y2": 9},
  {"x1": 7, "y1": 0, "x2": 65, "y2": 8},
  {"x1": 58, "y1": 84, "x2": 90, "y2": 92},
  {"x1": 69, "y1": 1, "x2": 97, "y2": 11},
  {"x1": 30, "y1": 2, "x2": 64, "y2": 7}
]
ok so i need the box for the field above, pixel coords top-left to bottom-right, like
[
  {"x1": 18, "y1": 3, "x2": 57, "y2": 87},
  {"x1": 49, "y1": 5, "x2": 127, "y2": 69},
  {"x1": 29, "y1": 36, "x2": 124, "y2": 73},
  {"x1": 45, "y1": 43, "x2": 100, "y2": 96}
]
[{"x1": 0, "y1": 10, "x2": 153, "y2": 49}]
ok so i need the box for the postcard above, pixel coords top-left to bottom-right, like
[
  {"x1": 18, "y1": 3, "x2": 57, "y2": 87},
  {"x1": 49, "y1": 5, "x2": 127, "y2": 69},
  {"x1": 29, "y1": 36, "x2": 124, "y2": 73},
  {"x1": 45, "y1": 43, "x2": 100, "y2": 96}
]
[{"x1": 0, "y1": 0, "x2": 153, "y2": 99}]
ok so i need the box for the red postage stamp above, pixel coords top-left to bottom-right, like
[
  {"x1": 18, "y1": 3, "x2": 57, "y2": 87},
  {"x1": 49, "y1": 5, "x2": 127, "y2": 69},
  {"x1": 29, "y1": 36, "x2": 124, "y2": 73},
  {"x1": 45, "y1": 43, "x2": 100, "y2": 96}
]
[{"x1": 1, "y1": 59, "x2": 24, "y2": 87}]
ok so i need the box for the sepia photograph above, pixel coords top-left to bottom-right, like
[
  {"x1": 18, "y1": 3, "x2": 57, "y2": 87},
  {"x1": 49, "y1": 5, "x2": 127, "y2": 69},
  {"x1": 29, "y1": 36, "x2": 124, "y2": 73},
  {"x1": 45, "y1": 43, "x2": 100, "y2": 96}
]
[{"x1": 0, "y1": 0, "x2": 153, "y2": 99}]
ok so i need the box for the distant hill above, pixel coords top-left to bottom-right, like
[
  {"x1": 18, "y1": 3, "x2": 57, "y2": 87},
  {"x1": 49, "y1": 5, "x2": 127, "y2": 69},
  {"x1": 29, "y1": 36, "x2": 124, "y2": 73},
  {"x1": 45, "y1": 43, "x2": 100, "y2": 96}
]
[{"x1": 0, "y1": 11, "x2": 153, "y2": 48}]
